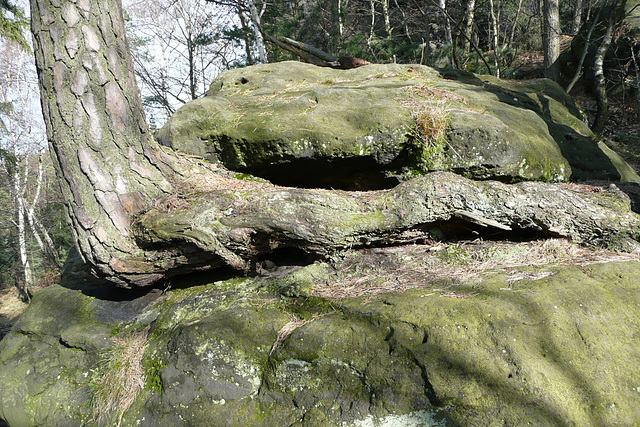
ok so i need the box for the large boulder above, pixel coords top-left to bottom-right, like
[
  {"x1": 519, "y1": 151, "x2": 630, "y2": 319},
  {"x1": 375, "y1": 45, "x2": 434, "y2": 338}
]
[
  {"x1": 157, "y1": 62, "x2": 638, "y2": 189},
  {"x1": 2, "y1": 244, "x2": 640, "y2": 426}
]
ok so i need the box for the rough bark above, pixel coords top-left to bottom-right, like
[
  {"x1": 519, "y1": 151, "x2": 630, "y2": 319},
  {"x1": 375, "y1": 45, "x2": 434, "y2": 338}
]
[
  {"x1": 134, "y1": 172, "x2": 640, "y2": 281},
  {"x1": 31, "y1": 0, "x2": 640, "y2": 289},
  {"x1": 30, "y1": 0, "x2": 173, "y2": 286}
]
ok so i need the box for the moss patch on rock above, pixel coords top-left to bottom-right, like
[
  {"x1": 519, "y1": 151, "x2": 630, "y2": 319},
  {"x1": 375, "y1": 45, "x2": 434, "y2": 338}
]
[
  {"x1": 158, "y1": 62, "x2": 638, "y2": 188},
  {"x1": 2, "y1": 241, "x2": 640, "y2": 425}
]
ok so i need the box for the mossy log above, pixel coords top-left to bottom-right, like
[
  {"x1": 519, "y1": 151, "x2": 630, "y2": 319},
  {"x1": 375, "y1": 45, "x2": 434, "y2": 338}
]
[{"x1": 115, "y1": 170, "x2": 640, "y2": 286}]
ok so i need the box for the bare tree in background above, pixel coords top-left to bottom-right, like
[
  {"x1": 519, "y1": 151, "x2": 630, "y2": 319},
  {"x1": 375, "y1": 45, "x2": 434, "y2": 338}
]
[
  {"x1": 0, "y1": 40, "x2": 58, "y2": 298},
  {"x1": 125, "y1": 0, "x2": 242, "y2": 126}
]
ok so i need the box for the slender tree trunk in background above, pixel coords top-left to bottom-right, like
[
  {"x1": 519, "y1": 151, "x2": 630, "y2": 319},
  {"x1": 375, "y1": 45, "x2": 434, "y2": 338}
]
[
  {"x1": 439, "y1": 0, "x2": 453, "y2": 45},
  {"x1": 543, "y1": 0, "x2": 560, "y2": 80},
  {"x1": 24, "y1": 155, "x2": 61, "y2": 267},
  {"x1": 382, "y1": 0, "x2": 392, "y2": 37},
  {"x1": 338, "y1": 0, "x2": 345, "y2": 38},
  {"x1": 237, "y1": 9, "x2": 255, "y2": 65},
  {"x1": 368, "y1": 0, "x2": 376, "y2": 46},
  {"x1": 565, "y1": 5, "x2": 602, "y2": 94},
  {"x1": 591, "y1": 9, "x2": 615, "y2": 134},
  {"x1": 508, "y1": 0, "x2": 522, "y2": 48},
  {"x1": 488, "y1": 0, "x2": 500, "y2": 77},
  {"x1": 13, "y1": 166, "x2": 33, "y2": 299},
  {"x1": 571, "y1": 0, "x2": 583, "y2": 34},
  {"x1": 393, "y1": 0, "x2": 412, "y2": 41},
  {"x1": 463, "y1": 0, "x2": 476, "y2": 54},
  {"x1": 243, "y1": 0, "x2": 268, "y2": 64},
  {"x1": 30, "y1": 0, "x2": 173, "y2": 287}
]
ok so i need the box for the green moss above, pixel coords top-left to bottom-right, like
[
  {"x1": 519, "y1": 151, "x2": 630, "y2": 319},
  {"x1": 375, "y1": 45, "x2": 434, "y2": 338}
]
[
  {"x1": 233, "y1": 173, "x2": 271, "y2": 183},
  {"x1": 143, "y1": 357, "x2": 166, "y2": 393}
]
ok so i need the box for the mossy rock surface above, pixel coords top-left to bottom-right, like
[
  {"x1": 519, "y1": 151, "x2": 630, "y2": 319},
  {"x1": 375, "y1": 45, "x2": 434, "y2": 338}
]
[
  {"x1": 157, "y1": 61, "x2": 638, "y2": 189},
  {"x1": 2, "y1": 253, "x2": 640, "y2": 426}
]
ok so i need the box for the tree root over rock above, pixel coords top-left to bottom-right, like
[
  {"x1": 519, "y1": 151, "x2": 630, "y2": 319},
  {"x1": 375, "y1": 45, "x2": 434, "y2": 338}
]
[{"x1": 120, "y1": 171, "x2": 640, "y2": 287}]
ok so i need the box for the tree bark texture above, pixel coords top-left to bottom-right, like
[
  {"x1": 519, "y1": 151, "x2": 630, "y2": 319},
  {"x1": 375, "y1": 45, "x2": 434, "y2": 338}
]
[
  {"x1": 135, "y1": 172, "x2": 640, "y2": 279},
  {"x1": 30, "y1": 0, "x2": 173, "y2": 286}
]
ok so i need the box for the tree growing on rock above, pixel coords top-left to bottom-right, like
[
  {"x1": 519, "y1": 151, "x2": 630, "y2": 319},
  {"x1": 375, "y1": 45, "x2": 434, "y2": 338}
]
[{"x1": 30, "y1": 0, "x2": 640, "y2": 289}]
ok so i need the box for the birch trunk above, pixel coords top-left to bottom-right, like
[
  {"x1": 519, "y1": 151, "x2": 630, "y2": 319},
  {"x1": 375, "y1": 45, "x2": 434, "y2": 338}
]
[
  {"x1": 243, "y1": 0, "x2": 268, "y2": 64},
  {"x1": 13, "y1": 166, "x2": 33, "y2": 299},
  {"x1": 463, "y1": 0, "x2": 476, "y2": 54},
  {"x1": 488, "y1": 0, "x2": 500, "y2": 77},
  {"x1": 439, "y1": 0, "x2": 453, "y2": 45}
]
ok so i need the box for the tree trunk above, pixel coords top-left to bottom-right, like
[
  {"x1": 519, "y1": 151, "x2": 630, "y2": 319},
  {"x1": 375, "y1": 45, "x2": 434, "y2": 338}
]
[
  {"x1": 439, "y1": 0, "x2": 453, "y2": 45},
  {"x1": 381, "y1": 0, "x2": 392, "y2": 38},
  {"x1": 565, "y1": 4, "x2": 602, "y2": 94},
  {"x1": 237, "y1": 7, "x2": 255, "y2": 65},
  {"x1": 337, "y1": 0, "x2": 345, "y2": 38},
  {"x1": 368, "y1": 0, "x2": 376, "y2": 47},
  {"x1": 242, "y1": 0, "x2": 268, "y2": 64},
  {"x1": 488, "y1": 0, "x2": 500, "y2": 77},
  {"x1": 30, "y1": 0, "x2": 173, "y2": 286},
  {"x1": 508, "y1": 0, "x2": 522, "y2": 48},
  {"x1": 590, "y1": 9, "x2": 614, "y2": 134},
  {"x1": 24, "y1": 154, "x2": 61, "y2": 267},
  {"x1": 463, "y1": 0, "x2": 476, "y2": 54},
  {"x1": 589, "y1": 0, "x2": 625, "y2": 134},
  {"x1": 13, "y1": 165, "x2": 33, "y2": 300},
  {"x1": 571, "y1": 0, "x2": 583, "y2": 35},
  {"x1": 543, "y1": 0, "x2": 560, "y2": 80}
]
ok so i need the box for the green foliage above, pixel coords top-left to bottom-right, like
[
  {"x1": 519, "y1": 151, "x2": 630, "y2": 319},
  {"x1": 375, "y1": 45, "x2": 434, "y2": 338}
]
[{"x1": 143, "y1": 358, "x2": 166, "y2": 393}]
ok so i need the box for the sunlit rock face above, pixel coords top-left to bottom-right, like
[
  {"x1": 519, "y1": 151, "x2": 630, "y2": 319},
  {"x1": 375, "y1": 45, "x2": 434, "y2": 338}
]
[
  {"x1": 1, "y1": 252, "x2": 640, "y2": 425},
  {"x1": 158, "y1": 61, "x2": 638, "y2": 190}
]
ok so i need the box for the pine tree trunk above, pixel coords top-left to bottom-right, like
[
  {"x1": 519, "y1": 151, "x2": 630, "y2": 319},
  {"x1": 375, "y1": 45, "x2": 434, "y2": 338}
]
[{"x1": 30, "y1": 0, "x2": 172, "y2": 286}]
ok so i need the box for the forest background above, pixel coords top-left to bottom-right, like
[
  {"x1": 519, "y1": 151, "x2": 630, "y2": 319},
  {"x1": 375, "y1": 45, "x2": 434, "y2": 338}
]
[{"x1": 0, "y1": 0, "x2": 638, "y2": 301}]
